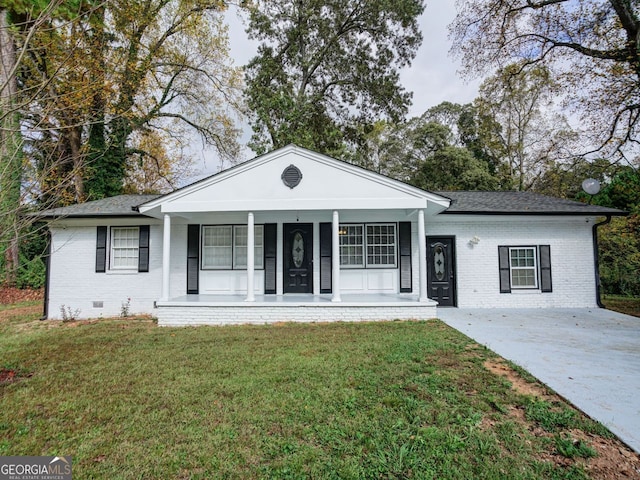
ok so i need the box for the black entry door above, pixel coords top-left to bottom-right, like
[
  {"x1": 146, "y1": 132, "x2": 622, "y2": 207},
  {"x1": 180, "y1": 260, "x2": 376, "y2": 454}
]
[
  {"x1": 283, "y1": 223, "x2": 314, "y2": 293},
  {"x1": 426, "y1": 236, "x2": 457, "y2": 307}
]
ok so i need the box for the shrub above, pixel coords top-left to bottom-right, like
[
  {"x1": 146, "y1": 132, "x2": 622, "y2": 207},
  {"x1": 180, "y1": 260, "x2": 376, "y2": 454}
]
[
  {"x1": 599, "y1": 215, "x2": 640, "y2": 297},
  {"x1": 16, "y1": 254, "x2": 46, "y2": 290}
]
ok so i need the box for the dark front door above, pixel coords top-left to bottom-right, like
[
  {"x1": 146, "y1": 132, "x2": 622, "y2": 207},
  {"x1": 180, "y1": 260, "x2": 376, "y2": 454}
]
[
  {"x1": 426, "y1": 236, "x2": 457, "y2": 307},
  {"x1": 284, "y1": 223, "x2": 314, "y2": 293}
]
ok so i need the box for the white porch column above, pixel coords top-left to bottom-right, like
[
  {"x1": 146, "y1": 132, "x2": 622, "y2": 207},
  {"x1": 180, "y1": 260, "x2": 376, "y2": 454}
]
[
  {"x1": 161, "y1": 213, "x2": 171, "y2": 301},
  {"x1": 331, "y1": 210, "x2": 341, "y2": 302},
  {"x1": 246, "y1": 212, "x2": 255, "y2": 302},
  {"x1": 418, "y1": 209, "x2": 428, "y2": 302}
]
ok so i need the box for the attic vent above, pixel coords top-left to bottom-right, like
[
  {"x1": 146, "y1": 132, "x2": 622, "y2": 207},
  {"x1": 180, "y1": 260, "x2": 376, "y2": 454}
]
[{"x1": 281, "y1": 164, "x2": 302, "y2": 189}]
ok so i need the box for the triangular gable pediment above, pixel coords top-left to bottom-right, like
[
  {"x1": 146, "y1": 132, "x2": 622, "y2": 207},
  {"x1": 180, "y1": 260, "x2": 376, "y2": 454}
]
[{"x1": 139, "y1": 145, "x2": 449, "y2": 217}]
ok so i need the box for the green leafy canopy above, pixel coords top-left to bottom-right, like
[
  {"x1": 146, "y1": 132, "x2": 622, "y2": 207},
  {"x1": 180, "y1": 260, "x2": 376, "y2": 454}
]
[{"x1": 242, "y1": 0, "x2": 425, "y2": 156}]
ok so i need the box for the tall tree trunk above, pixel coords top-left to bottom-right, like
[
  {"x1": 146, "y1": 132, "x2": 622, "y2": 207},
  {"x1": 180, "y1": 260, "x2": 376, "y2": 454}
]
[
  {"x1": 0, "y1": 8, "x2": 23, "y2": 285},
  {"x1": 69, "y1": 124, "x2": 85, "y2": 202}
]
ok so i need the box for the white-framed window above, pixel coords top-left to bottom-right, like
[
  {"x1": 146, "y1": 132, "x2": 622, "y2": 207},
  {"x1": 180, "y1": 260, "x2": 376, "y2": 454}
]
[
  {"x1": 366, "y1": 224, "x2": 397, "y2": 267},
  {"x1": 201, "y1": 225, "x2": 264, "y2": 270},
  {"x1": 110, "y1": 227, "x2": 139, "y2": 270},
  {"x1": 339, "y1": 224, "x2": 364, "y2": 267},
  {"x1": 509, "y1": 247, "x2": 538, "y2": 289},
  {"x1": 339, "y1": 223, "x2": 397, "y2": 268}
]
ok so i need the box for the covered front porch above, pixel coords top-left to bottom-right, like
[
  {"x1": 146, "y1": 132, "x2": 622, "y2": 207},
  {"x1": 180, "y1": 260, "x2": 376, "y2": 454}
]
[{"x1": 156, "y1": 293, "x2": 439, "y2": 326}]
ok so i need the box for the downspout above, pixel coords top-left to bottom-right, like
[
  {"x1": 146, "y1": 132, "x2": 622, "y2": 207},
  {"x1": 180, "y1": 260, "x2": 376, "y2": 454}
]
[
  {"x1": 40, "y1": 228, "x2": 51, "y2": 320},
  {"x1": 592, "y1": 215, "x2": 612, "y2": 308}
]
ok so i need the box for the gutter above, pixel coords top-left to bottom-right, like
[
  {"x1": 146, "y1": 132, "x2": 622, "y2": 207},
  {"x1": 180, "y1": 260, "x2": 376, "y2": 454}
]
[{"x1": 593, "y1": 215, "x2": 612, "y2": 308}]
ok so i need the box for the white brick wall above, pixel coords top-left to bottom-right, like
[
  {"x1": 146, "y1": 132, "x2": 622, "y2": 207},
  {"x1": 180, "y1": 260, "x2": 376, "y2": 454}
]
[
  {"x1": 426, "y1": 216, "x2": 598, "y2": 308},
  {"x1": 156, "y1": 304, "x2": 437, "y2": 326},
  {"x1": 48, "y1": 221, "x2": 164, "y2": 319},
  {"x1": 47, "y1": 213, "x2": 600, "y2": 321}
]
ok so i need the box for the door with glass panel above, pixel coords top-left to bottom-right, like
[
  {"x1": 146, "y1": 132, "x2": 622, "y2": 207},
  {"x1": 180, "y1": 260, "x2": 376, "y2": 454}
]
[
  {"x1": 283, "y1": 224, "x2": 313, "y2": 293},
  {"x1": 426, "y1": 236, "x2": 457, "y2": 307}
]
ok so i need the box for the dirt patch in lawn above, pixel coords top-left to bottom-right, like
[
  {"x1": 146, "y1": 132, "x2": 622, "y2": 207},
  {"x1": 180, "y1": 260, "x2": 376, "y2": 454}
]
[
  {"x1": 0, "y1": 368, "x2": 33, "y2": 385},
  {"x1": 485, "y1": 358, "x2": 640, "y2": 479},
  {"x1": 484, "y1": 358, "x2": 553, "y2": 399}
]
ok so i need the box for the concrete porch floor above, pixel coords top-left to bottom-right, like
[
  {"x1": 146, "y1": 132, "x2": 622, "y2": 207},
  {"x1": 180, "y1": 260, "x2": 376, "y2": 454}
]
[
  {"x1": 158, "y1": 293, "x2": 436, "y2": 307},
  {"x1": 155, "y1": 294, "x2": 438, "y2": 327}
]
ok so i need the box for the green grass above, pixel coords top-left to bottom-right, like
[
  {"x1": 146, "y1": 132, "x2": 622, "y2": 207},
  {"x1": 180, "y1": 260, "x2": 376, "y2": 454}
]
[{"x1": 0, "y1": 309, "x2": 612, "y2": 479}]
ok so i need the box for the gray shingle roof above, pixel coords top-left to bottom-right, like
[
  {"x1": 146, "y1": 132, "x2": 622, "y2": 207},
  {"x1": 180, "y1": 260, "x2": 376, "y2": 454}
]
[
  {"x1": 436, "y1": 191, "x2": 626, "y2": 215},
  {"x1": 33, "y1": 191, "x2": 626, "y2": 218},
  {"x1": 33, "y1": 194, "x2": 162, "y2": 218}
]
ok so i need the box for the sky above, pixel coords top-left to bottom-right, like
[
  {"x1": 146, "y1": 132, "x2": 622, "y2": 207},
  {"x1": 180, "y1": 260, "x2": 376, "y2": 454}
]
[{"x1": 193, "y1": 3, "x2": 483, "y2": 176}]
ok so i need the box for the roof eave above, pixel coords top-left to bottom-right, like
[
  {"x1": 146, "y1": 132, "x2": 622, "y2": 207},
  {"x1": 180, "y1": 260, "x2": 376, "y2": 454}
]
[{"x1": 439, "y1": 210, "x2": 628, "y2": 216}]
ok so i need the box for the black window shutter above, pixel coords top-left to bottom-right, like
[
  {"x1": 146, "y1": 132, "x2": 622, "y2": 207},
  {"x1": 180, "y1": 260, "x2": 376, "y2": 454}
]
[
  {"x1": 539, "y1": 245, "x2": 552, "y2": 292},
  {"x1": 398, "y1": 222, "x2": 412, "y2": 293},
  {"x1": 320, "y1": 222, "x2": 332, "y2": 294},
  {"x1": 498, "y1": 246, "x2": 511, "y2": 293},
  {"x1": 187, "y1": 224, "x2": 200, "y2": 294},
  {"x1": 264, "y1": 223, "x2": 277, "y2": 294},
  {"x1": 138, "y1": 225, "x2": 150, "y2": 272},
  {"x1": 96, "y1": 226, "x2": 107, "y2": 273}
]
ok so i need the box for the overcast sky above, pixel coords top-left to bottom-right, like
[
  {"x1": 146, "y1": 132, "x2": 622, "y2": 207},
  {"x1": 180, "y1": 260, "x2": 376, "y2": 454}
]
[{"x1": 194, "y1": 3, "x2": 483, "y2": 175}]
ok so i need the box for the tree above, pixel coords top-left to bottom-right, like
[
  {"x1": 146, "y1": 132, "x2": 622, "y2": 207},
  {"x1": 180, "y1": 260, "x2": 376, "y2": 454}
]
[
  {"x1": 0, "y1": 0, "x2": 243, "y2": 286},
  {"x1": 572, "y1": 167, "x2": 640, "y2": 297},
  {"x1": 450, "y1": 0, "x2": 640, "y2": 160},
  {"x1": 474, "y1": 64, "x2": 576, "y2": 191},
  {"x1": 348, "y1": 106, "x2": 501, "y2": 191},
  {"x1": 242, "y1": 0, "x2": 425, "y2": 156},
  {"x1": 123, "y1": 130, "x2": 195, "y2": 194},
  {"x1": 0, "y1": 0, "x2": 78, "y2": 284},
  {"x1": 411, "y1": 145, "x2": 501, "y2": 191},
  {"x1": 534, "y1": 157, "x2": 611, "y2": 199},
  {"x1": 0, "y1": 7, "x2": 22, "y2": 284},
  {"x1": 420, "y1": 101, "x2": 508, "y2": 185},
  {"x1": 19, "y1": 0, "x2": 243, "y2": 204}
]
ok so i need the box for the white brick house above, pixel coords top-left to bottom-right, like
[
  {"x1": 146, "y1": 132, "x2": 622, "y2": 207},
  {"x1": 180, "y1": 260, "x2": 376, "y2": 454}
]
[{"x1": 37, "y1": 145, "x2": 624, "y2": 325}]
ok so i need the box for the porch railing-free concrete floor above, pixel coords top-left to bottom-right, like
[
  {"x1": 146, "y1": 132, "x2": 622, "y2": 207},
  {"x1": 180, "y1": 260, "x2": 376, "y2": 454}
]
[
  {"x1": 160, "y1": 293, "x2": 433, "y2": 306},
  {"x1": 437, "y1": 308, "x2": 640, "y2": 454},
  {"x1": 155, "y1": 294, "x2": 438, "y2": 327}
]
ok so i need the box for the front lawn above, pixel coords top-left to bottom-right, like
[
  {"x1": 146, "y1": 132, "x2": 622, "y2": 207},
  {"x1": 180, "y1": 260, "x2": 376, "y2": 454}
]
[
  {"x1": 602, "y1": 295, "x2": 640, "y2": 318},
  {"x1": 1, "y1": 305, "x2": 637, "y2": 479}
]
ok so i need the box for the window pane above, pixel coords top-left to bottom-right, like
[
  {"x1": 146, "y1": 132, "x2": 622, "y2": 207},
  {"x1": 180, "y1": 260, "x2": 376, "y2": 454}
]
[
  {"x1": 111, "y1": 227, "x2": 139, "y2": 269},
  {"x1": 366, "y1": 224, "x2": 396, "y2": 267},
  {"x1": 202, "y1": 226, "x2": 232, "y2": 269},
  {"x1": 509, "y1": 247, "x2": 537, "y2": 288},
  {"x1": 254, "y1": 226, "x2": 264, "y2": 269},
  {"x1": 233, "y1": 225, "x2": 264, "y2": 269},
  {"x1": 339, "y1": 225, "x2": 364, "y2": 266}
]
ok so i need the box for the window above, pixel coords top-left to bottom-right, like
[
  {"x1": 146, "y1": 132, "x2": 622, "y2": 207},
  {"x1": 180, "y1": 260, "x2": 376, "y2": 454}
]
[
  {"x1": 367, "y1": 224, "x2": 396, "y2": 266},
  {"x1": 110, "y1": 227, "x2": 139, "y2": 270},
  {"x1": 202, "y1": 226, "x2": 232, "y2": 269},
  {"x1": 339, "y1": 224, "x2": 364, "y2": 267},
  {"x1": 499, "y1": 245, "x2": 552, "y2": 293},
  {"x1": 339, "y1": 223, "x2": 396, "y2": 268},
  {"x1": 509, "y1": 247, "x2": 538, "y2": 288},
  {"x1": 202, "y1": 225, "x2": 264, "y2": 269}
]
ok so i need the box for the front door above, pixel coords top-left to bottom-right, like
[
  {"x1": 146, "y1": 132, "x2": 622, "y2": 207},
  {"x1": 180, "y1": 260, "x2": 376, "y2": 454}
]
[
  {"x1": 426, "y1": 236, "x2": 457, "y2": 307},
  {"x1": 283, "y1": 223, "x2": 314, "y2": 293}
]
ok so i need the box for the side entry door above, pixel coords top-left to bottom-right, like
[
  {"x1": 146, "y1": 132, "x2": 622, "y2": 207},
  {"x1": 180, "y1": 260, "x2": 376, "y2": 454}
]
[{"x1": 426, "y1": 236, "x2": 456, "y2": 307}]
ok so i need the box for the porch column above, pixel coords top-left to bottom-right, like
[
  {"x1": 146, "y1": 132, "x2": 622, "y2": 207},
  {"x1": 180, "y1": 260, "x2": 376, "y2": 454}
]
[
  {"x1": 246, "y1": 212, "x2": 255, "y2": 302},
  {"x1": 331, "y1": 210, "x2": 341, "y2": 302},
  {"x1": 161, "y1": 213, "x2": 171, "y2": 301},
  {"x1": 418, "y1": 209, "x2": 428, "y2": 302}
]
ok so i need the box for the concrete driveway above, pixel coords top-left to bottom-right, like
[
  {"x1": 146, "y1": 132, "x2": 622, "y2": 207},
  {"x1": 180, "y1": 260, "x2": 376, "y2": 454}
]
[{"x1": 437, "y1": 308, "x2": 640, "y2": 453}]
